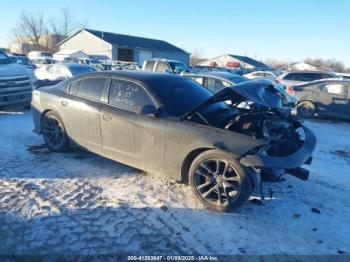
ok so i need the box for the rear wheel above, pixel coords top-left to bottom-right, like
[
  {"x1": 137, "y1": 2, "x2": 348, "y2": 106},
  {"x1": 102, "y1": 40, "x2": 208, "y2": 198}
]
[
  {"x1": 297, "y1": 101, "x2": 316, "y2": 118},
  {"x1": 189, "y1": 150, "x2": 253, "y2": 212},
  {"x1": 41, "y1": 111, "x2": 69, "y2": 152}
]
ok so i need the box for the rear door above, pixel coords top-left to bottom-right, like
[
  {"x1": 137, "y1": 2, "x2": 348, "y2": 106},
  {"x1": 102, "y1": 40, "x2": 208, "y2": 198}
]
[
  {"x1": 62, "y1": 77, "x2": 107, "y2": 153},
  {"x1": 317, "y1": 83, "x2": 349, "y2": 116},
  {"x1": 100, "y1": 78, "x2": 167, "y2": 172}
]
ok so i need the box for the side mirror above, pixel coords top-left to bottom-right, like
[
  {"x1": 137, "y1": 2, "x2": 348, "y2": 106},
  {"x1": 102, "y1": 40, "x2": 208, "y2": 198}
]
[{"x1": 135, "y1": 104, "x2": 157, "y2": 116}]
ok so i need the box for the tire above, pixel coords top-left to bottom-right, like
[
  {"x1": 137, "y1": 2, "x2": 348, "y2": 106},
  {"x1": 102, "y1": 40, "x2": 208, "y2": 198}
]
[
  {"x1": 297, "y1": 101, "x2": 316, "y2": 118},
  {"x1": 41, "y1": 111, "x2": 69, "y2": 152},
  {"x1": 189, "y1": 149, "x2": 253, "y2": 212}
]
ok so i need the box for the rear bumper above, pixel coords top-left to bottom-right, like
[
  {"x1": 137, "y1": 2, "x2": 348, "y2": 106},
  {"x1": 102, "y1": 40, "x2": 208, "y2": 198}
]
[{"x1": 240, "y1": 125, "x2": 316, "y2": 169}]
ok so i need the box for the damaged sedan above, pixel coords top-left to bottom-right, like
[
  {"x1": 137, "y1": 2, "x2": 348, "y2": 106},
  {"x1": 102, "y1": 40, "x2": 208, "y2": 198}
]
[{"x1": 31, "y1": 71, "x2": 316, "y2": 212}]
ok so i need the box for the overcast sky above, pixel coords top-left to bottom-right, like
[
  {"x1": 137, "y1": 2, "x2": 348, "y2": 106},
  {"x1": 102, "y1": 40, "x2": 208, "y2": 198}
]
[{"x1": 1, "y1": 0, "x2": 349, "y2": 65}]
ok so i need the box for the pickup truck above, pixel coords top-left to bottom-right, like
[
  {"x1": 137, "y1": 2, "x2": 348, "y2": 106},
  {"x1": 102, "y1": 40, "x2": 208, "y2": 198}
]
[{"x1": 0, "y1": 51, "x2": 37, "y2": 109}]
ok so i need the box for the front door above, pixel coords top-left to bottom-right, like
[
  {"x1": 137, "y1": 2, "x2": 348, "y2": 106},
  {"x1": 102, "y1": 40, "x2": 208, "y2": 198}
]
[{"x1": 100, "y1": 78, "x2": 167, "y2": 173}]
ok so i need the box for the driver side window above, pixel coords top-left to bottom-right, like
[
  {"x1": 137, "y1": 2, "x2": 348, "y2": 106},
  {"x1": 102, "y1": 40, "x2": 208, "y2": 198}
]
[{"x1": 108, "y1": 79, "x2": 155, "y2": 111}]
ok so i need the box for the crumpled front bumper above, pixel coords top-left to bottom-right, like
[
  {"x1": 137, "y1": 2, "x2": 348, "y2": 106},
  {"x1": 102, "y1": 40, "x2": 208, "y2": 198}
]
[{"x1": 240, "y1": 125, "x2": 316, "y2": 169}]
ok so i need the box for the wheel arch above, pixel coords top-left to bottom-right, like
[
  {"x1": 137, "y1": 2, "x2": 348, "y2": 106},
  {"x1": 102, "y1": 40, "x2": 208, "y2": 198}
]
[
  {"x1": 40, "y1": 109, "x2": 64, "y2": 133},
  {"x1": 180, "y1": 147, "x2": 212, "y2": 184}
]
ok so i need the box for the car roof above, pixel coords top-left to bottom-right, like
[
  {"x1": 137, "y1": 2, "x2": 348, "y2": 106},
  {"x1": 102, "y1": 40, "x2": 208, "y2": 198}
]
[
  {"x1": 297, "y1": 79, "x2": 350, "y2": 87},
  {"x1": 146, "y1": 58, "x2": 182, "y2": 63},
  {"x1": 284, "y1": 70, "x2": 337, "y2": 75},
  {"x1": 65, "y1": 63, "x2": 92, "y2": 68},
  {"x1": 71, "y1": 70, "x2": 186, "y2": 83},
  {"x1": 248, "y1": 70, "x2": 275, "y2": 74},
  {"x1": 186, "y1": 71, "x2": 244, "y2": 79}
]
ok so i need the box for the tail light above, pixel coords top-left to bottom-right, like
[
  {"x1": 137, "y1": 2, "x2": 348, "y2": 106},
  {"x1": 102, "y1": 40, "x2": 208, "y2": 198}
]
[
  {"x1": 286, "y1": 86, "x2": 295, "y2": 95},
  {"x1": 274, "y1": 79, "x2": 280, "y2": 83}
]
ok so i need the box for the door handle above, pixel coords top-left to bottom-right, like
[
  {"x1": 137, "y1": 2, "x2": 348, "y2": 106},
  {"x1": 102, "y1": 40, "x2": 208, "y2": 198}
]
[
  {"x1": 61, "y1": 100, "x2": 68, "y2": 107},
  {"x1": 102, "y1": 114, "x2": 112, "y2": 121}
]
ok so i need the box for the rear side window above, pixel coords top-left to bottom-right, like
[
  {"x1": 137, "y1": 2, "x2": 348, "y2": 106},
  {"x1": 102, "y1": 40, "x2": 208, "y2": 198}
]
[
  {"x1": 108, "y1": 79, "x2": 155, "y2": 111},
  {"x1": 144, "y1": 61, "x2": 155, "y2": 71},
  {"x1": 321, "y1": 84, "x2": 345, "y2": 95},
  {"x1": 317, "y1": 73, "x2": 335, "y2": 79},
  {"x1": 68, "y1": 81, "x2": 79, "y2": 94},
  {"x1": 77, "y1": 78, "x2": 106, "y2": 100},
  {"x1": 284, "y1": 73, "x2": 314, "y2": 81}
]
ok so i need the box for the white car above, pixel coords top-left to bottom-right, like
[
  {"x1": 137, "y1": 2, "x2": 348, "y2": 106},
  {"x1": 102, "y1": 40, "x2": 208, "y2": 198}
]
[
  {"x1": 35, "y1": 63, "x2": 96, "y2": 81},
  {"x1": 244, "y1": 71, "x2": 277, "y2": 79}
]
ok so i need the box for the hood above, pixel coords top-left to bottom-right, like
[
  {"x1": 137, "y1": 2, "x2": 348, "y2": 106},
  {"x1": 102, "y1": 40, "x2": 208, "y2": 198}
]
[
  {"x1": 0, "y1": 63, "x2": 32, "y2": 77},
  {"x1": 186, "y1": 80, "x2": 288, "y2": 117}
]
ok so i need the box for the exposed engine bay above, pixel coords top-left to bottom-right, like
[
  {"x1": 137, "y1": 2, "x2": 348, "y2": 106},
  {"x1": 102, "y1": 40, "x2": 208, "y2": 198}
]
[{"x1": 184, "y1": 80, "x2": 316, "y2": 188}]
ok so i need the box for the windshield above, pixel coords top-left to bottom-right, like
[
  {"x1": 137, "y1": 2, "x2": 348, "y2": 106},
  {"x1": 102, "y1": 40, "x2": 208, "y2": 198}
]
[
  {"x1": 0, "y1": 52, "x2": 11, "y2": 64},
  {"x1": 149, "y1": 77, "x2": 230, "y2": 117},
  {"x1": 69, "y1": 66, "x2": 96, "y2": 76}
]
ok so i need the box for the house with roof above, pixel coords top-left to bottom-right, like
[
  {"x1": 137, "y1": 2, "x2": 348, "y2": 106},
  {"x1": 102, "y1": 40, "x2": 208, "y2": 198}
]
[
  {"x1": 197, "y1": 54, "x2": 269, "y2": 69},
  {"x1": 58, "y1": 28, "x2": 190, "y2": 65}
]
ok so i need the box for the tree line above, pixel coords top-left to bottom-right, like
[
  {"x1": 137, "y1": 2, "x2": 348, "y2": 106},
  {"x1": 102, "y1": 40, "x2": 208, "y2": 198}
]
[{"x1": 12, "y1": 7, "x2": 87, "y2": 50}]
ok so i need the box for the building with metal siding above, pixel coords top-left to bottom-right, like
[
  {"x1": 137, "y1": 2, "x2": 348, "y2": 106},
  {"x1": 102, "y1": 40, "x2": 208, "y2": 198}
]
[{"x1": 58, "y1": 28, "x2": 190, "y2": 65}]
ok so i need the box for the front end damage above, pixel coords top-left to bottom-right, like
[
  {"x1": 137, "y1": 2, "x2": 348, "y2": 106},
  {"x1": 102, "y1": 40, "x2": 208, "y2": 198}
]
[
  {"x1": 186, "y1": 79, "x2": 317, "y2": 199},
  {"x1": 239, "y1": 121, "x2": 316, "y2": 198}
]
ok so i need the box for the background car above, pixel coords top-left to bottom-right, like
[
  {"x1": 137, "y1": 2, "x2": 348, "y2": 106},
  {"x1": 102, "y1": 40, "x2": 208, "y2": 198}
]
[
  {"x1": 7, "y1": 53, "x2": 36, "y2": 69},
  {"x1": 0, "y1": 50, "x2": 36, "y2": 109},
  {"x1": 275, "y1": 70, "x2": 339, "y2": 87},
  {"x1": 183, "y1": 72, "x2": 248, "y2": 94},
  {"x1": 289, "y1": 79, "x2": 350, "y2": 120},
  {"x1": 35, "y1": 63, "x2": 96, "y2": 81},
  {"x1": 244, "y1": 70, "x2": 277, "y2": 79},
  {"x1": 142, "y1": 59, "x2": 190, "y2": 74}
]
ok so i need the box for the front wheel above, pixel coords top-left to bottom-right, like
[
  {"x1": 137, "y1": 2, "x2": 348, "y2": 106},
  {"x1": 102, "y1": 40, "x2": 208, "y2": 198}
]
[
  {"x1": 189, "y1": 150, "x2": 253, "y2": 212},
  {"x1": 41, "y1": 111, "x2": 69, "y2": 152}
]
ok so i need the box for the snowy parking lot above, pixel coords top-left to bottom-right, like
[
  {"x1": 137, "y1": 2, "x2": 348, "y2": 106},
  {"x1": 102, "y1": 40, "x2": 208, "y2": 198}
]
[{"x1": 0, "y1": 109, "x2": 349, "y2": 255}]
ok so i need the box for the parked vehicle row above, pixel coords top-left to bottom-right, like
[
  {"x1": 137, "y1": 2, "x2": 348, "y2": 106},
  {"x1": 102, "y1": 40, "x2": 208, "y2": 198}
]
[{"x1": 31, "y1": 71, "x2": 316, "y2": 212}]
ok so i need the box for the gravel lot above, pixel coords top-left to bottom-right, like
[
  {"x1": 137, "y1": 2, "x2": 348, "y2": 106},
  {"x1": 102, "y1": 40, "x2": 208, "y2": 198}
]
[{"x1": 0, "y1": 109, "x2": 349, "y2": 255}]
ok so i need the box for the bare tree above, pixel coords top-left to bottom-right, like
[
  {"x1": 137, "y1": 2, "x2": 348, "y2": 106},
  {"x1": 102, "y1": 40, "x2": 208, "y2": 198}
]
[
  {"x1": 14, "y1": 11, "x2": 46, "y2": 48},
  {"x1": 190, "y1": 48, "x2": 206, "y2": 66},
  {"x1": 62, "y1": 6, "x2": 73, "y2": 37},
  {"x1": 304, "y1": 58, "x2": 345, "y2": 72},
  {"x1": 49, "y1": 6, "x2": 74, "y2": 37}
]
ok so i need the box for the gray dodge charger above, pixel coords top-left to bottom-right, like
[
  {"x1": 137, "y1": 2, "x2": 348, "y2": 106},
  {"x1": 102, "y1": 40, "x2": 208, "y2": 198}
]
[{"x1": 32, "y1": 71, "x2": 316, "y2": 212}]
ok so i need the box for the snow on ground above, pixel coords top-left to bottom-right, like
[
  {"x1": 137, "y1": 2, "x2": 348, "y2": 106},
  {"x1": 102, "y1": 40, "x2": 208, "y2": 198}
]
[{"x1": 0, "y1": 109, "x2": 349, "y2": 255}]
